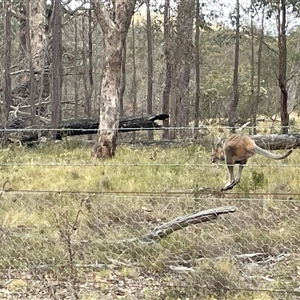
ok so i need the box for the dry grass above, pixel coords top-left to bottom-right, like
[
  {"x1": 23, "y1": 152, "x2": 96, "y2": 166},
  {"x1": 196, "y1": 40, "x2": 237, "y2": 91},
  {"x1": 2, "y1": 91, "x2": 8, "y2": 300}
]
[{"x1": 0, "y1": 138, "x2": 299, "y2": 299}]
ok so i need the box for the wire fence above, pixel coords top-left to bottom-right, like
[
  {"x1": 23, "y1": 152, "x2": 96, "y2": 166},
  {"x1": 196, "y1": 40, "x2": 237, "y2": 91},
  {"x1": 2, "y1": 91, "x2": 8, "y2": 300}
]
[
  {"x1": 0, "y1": 190, "x2": 300, "y2": 299},
  {"x1": 0, "y1": 128, "x2": 299, "y2": 299}
]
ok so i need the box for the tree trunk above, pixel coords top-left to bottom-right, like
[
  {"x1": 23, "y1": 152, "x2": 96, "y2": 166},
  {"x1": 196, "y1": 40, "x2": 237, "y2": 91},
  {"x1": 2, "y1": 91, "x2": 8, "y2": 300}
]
[
  {"x1": 18, "y1": 4, "x2": 26, "y2": 63},
  {"x1": 119, "y1": 42, "x2": 126, "y2": 117},
  {"x1": 91, "y1": 0, "x2": 136, "y2": 159},
  {"x1": 82, "y1": 15, "x2": 91, "y2": 118},
  {"x1": 254, "y1": 8, "x2": 265, "y2": 134},
  {"x1": 250, "y1": 5, "x2": 255, "y2": 134},
  {"x1": 228, "y1": 0, "x2": 240, "y2": 132},
  {"x1": 277, "y1": 0, "x2": 289, "y2": 134},
  {"x1": 146, "y1": 0, "x2": 154, "y2": 140},
  {"x1": 26, "y1": 0, "x2": 36, "y2": 125},
  {"x1": 177, "y1": 0, "x2": 194, "y2": 139},
  {"x1": 3, "y1": 0, "x2": 12, "y2": 145},
  {"x1": 169, "y1": 0, "x2": 194, "y2": 140},
  {"x1": 131, "y1": 16, "x2": 137, "y2": 141},
  {"x1": 88, "y1": 7, "x2": 94, "y2": 116},
  {"x1": 162, "y1": 0, "x2": 171, "y2": 140},
  {"x1": 51, "y1": 0, "x2": 63, "y2": 137},
  {"x1": 74, "y1": 17, "x2": 79, "y2": 119},
  {"x1": 194, "y1": 0, "x2": 200, "y2": 140},
  {"x1": 29, "y1": 0, "x2": 48, "y2": 101},
  {"x1": 14, "y1": 0, "x2": 48, "y2": 122}
]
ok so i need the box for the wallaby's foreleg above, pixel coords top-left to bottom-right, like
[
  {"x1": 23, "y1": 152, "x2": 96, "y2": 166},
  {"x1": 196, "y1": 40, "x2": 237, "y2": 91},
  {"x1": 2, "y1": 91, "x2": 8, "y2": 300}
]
[{"x1": 221, "y1": 165, "x2": 235, "y2": 191}]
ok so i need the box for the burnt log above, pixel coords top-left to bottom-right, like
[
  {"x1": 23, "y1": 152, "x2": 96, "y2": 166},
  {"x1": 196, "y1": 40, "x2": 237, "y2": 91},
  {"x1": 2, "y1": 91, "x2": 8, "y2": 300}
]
[{"x1": 4, "y1": 114, "x2": 169, "y2": 143}]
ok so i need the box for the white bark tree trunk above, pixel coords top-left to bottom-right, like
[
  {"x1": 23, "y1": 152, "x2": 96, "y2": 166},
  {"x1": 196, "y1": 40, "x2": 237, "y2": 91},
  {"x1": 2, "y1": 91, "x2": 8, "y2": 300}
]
[
  {"x1": 29, "y1": 0, "x2": 46, "y2": 73},
  {"x1": 91, "y1": 0, "x2": 135, "y2": 159}
]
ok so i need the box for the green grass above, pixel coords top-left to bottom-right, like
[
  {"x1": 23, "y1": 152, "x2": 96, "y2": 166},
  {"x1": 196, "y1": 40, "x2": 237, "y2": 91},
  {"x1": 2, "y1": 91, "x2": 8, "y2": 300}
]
[{"x1": 0, "y1": 140, "x2": 299, "y2": 299}]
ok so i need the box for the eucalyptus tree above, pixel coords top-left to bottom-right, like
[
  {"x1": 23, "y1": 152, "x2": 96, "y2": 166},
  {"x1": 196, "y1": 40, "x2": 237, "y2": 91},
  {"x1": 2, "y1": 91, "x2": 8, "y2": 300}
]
[
  {"x1": 228, "y1": 0, "x2": 240, "y2": 132},
  {"x1": 169, "y1": 0, "x2": 195, "y2": 139},
  {"x1": 51, "y1": 0, "x2": 63, "y2": 136},
  {"x1": 91, "y1": 0, "x2": 136, "y2": 159},
  {"x1": 3, "y1": 0, "x2": 12, "y2": 136},
  {"x1": 12, "y1": 0, "x2": 47, "y2": 124},
  {"x1": 194, "y1": 0, "x2": 201, "y2": 139},
  {"x1": 146, "y1": 0, "x2": 154, "y2": 140},
  {"x1": 277, "y1": 0, "x2": 289, "y2": 133},
  {"x1": 162, "y1": 0, "x2": 171, "y2": 139}
]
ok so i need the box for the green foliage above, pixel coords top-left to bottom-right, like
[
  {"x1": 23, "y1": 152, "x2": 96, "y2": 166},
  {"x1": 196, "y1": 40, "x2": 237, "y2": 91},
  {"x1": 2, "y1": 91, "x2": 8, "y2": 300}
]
[{"x1": 251, "y1": 169, "x2": 267, "y2": 191}]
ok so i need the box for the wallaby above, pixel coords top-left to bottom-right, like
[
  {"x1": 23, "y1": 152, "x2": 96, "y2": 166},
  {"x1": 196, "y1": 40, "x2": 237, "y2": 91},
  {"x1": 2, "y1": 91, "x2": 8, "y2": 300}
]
[{"x1": 211, "y1": 134, "x2": 292, "y2": 192}]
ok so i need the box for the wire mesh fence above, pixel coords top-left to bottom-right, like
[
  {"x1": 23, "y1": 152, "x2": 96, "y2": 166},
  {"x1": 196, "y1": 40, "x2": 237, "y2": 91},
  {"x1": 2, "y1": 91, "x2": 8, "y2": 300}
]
[
  {"x1": 0, "y1": 125, "x2": 299, "y2": 299},
  {"x1": 0, "y1": 189, "x2": 300, "y2": 299}
]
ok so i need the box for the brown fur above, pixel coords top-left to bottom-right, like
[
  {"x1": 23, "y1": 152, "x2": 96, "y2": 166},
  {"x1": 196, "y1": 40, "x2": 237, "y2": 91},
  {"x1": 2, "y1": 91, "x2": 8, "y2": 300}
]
[{"x1": 212, "y1": 134, "x2": 292, "y2": 191}]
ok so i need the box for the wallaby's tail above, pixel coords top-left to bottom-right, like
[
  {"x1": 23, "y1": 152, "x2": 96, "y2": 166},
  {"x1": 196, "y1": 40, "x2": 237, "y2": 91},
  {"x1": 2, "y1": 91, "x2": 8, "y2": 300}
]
[{"x1": 254, "y1": 146, "x2": 292, "y2": 160}]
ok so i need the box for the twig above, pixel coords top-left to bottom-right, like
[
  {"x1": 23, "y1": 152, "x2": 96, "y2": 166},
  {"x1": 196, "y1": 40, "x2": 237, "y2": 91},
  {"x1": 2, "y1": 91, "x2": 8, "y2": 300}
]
[{"x1": 0, "y1": 180, "x2": 9, "y2": 200}]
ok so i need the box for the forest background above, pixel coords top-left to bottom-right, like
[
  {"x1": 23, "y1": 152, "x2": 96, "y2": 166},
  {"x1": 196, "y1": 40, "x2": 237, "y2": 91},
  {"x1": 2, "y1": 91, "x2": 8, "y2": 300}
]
[{"x1": 1, "y1": 0, "x2": 300, "y2": 148}]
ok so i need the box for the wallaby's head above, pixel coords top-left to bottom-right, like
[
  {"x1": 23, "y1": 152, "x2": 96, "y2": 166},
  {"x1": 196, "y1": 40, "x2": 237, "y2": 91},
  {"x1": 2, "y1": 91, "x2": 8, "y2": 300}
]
[{"x1": 211, "y1": 137, "x2": 224, "y2": 163}]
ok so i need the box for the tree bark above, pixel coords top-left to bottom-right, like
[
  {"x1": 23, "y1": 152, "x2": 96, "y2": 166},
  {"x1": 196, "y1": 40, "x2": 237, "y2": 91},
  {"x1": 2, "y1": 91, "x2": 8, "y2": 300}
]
[
  {"x1": 250, "y1": 5, "x2": 255, "y2": 134},
  {"x1": 82, "y1": 12, "x2": 93, "y2": 119},
  {"x1": 11, "y1": 0, "x2": 47, "y2": 124},
  {"x1": 74, "y1": 17, "x2": 79, "y2": 119},
  {"x1": 194, "y1": 0, "x2": 201, "y2": 140},
  {"x1": 3, "y1": 0, "x2": 12, "y2": 145},
  {"x1": 28, "y1": 0, "x2": 48, "y2": 107},
  {"x1": 119, "y1": 42, "x2": 126, "y2": 117},
  {"x1": 26, "y1": 0, "x2": 36, "y2": 125},
  {"x1": 169, "y1": 0, "x2": 194, "y2": 139},
  {"x1": 131, "y1": 16, "x2": 137, "y2": 141},
  {"x1": 82, "y1": 15, "x2": 90, "y2": 118},
  {"x1": 18, "y1": 4, "x2": 27, "y2": 64},
  {"x1": 162, "y1": 0, "x2": 171, "y2": 140},
  {"x1": 91, "y1": 0, "x2": 136, "y2": 159},
  {"x1": 277, "y1": 0, "x2": 289, "y2": 134},
  {"x1": 254, "y1": 8, "x2": 264, "y2": 134},
  {"x1": 228, "y1": 0, "x2": 240, "y2": 132},
  {"x1": 51, "y1": 0, "x2": 63, "y2": 137},
  {"x1": 146, "y1": 0, "x2": 154, "y2": 140},
  {"x1": 88, "y1": 8, "x2": 94, "y2": 116},
  {"x1": 29, "y1": 0, "x2": 46, "y2": 73}
]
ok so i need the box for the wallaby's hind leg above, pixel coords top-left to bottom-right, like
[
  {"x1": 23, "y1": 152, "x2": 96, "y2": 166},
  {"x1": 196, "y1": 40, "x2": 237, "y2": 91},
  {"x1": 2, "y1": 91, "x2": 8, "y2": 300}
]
[
  {"x1": 221, "y1": 163, "x2": 245, "y2": 192},
  {"x1": 234, "y1": 164, "x2": 244, "y2": 184},
  {"x1": 221, "y1": 165, "x2": 235, "y2": 191}
]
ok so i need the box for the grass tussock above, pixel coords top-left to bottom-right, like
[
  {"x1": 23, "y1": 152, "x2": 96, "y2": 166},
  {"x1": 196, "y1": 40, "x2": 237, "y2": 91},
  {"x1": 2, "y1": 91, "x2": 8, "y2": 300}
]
[{"x1": 0, "y1": 139, "x2": 299, "y2": 299}]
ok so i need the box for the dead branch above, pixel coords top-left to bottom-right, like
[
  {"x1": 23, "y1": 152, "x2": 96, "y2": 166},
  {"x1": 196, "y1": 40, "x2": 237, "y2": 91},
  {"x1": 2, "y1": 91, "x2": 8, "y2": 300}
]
[{"x1": 141, "y1": 206, "x2": 236, "y2": 243}]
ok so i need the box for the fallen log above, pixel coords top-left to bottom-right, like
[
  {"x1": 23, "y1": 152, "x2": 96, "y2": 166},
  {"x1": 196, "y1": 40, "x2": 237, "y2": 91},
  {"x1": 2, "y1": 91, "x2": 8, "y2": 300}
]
[
  {"x1": 251, "y1": 134, "x2": 297, "y2": 150},
  {"x1": 140, "y1": 206, "x2": 236, "y2": 243},
  {"x1": 115, "y1": 206, "x2": 236, "y2": 245},
  {"x1": 4, "y1": 114, "x2": 169, "y2": 143},
  {"x1": 213, "y1": 133, "x2": 299, "y2": 151}
]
